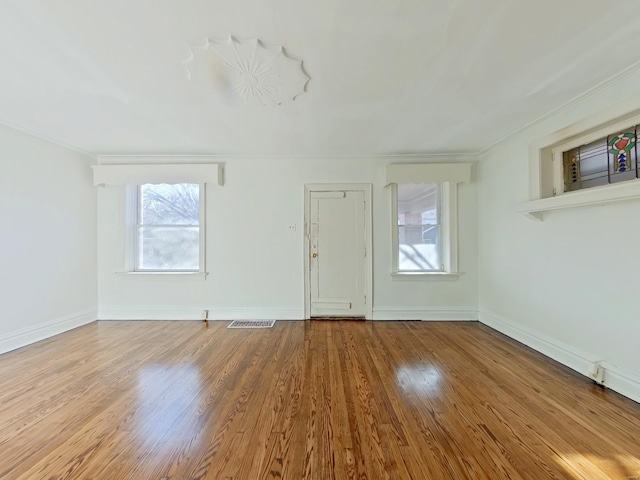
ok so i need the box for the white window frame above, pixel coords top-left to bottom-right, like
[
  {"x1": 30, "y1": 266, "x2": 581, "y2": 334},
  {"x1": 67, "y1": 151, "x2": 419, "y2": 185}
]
[
  {"x1": 124, "y1": 183, "x2": 207, "y2": 275},
  {"x1": 390, "y1": 182, "x2": 459, "y2": 276},
  {"x1": 551, "y1": 116, "x2": 640, "y2": 197},
  {"x1": 521, "y1": 107, "x2": 640, "y2": 220}
]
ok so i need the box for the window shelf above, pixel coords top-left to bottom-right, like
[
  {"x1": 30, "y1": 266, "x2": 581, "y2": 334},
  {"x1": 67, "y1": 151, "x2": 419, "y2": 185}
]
[
  {"x1": 115, "y1": 271, "x2": 209, "y2": 280},
  {"x1": 391, "y1": 272, "x2": 462, "y2": 279},
  {"x1": 518, "y1": 179, "x2": 640, "y2": 220}
]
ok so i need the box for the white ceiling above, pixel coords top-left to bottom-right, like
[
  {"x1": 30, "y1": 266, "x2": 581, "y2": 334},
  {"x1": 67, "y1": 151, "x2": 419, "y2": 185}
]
[{"x1": 2, "y1": 0, "x2": 640, "y2": 156}]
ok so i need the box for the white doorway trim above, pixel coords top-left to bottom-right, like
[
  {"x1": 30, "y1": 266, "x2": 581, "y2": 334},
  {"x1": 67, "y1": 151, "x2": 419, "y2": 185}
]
[{"x1": 303, "y1": 183, "x2": 373, "y2": 320}]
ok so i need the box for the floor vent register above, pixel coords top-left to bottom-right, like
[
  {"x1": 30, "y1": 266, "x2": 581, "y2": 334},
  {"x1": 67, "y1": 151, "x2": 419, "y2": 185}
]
[{"x1": 227, "y1": 320, "x2": 276, "y2": 329}]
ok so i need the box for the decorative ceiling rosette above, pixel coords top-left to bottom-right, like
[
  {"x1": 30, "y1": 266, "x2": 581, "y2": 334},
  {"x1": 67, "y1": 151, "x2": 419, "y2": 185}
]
[{"x1": 183, "y1": 36, "x2": 310, "y2": 105}]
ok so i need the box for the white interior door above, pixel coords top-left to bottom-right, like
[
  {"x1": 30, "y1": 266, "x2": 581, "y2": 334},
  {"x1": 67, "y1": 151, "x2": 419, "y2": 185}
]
[{"x1": 309, "y1": 189, "x2": 367, "y2": 318}]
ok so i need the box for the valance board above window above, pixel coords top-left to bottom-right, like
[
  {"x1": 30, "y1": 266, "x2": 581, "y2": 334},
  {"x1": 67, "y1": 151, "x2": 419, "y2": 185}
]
[
  {"x1": 385, "y1": 163, "x2": 472, "y2": 185},
  {"x1": 92, "y1": 163, "x2": 224, "y2": 186}
]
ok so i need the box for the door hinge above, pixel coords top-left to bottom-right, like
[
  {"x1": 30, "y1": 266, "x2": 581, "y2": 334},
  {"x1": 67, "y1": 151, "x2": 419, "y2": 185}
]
[
  {"x1": 364, "y1": 294, "x2": 367, "y2": 305},
  {"x1": 364, "y1": 246, "x2": 367, "y2": 258}
]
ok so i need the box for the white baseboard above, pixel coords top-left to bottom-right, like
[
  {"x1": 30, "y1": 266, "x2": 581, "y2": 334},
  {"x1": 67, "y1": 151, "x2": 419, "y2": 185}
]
[
  {"x1": 602, "y1": 364, "x2": 640, "y2": 405},
  {"x1": 373, "y1": 307, "x2": 478, "y2": 321},
  {"x1": 98, "y1": 307, "x2": 305, "y2": 321},
  {"x1": 100, "y1": 306, "x2": 478, "y2": 322},
  {"x1": 0, "y1": 309, "x2": 97, "y2": 355},
  {"x1": 479, "y1": 310, "x2": 640, "y2": 404}
]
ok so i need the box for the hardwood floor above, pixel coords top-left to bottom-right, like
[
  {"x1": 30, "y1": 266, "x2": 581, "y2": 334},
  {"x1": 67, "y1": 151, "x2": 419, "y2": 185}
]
[{"x1": 0, "y1": 321, "x2": 638, "y2": 479}]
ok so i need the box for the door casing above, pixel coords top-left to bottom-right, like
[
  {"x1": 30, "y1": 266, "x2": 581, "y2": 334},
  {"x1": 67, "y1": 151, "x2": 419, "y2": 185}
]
[{"x1": 303, "y1": 183, "x2": 373, "y2": 320}]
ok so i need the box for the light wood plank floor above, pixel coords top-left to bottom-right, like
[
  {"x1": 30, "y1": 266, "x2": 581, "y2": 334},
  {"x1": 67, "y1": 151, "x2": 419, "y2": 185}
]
[{"x1": 0, "y1": 321, "x2": 638, "y2": 479}]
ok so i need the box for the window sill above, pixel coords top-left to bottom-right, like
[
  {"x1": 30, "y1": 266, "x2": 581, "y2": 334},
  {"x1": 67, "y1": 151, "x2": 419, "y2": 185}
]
[
  {"x1": 518, "y1": 179, "x2": 640, "y2": 221},
  {"x1": 115, "y1": 271, "x2": 209, "y2": 280},
  {"x1": 391, "y1": 271, "x2": 461, "y2": 278}
]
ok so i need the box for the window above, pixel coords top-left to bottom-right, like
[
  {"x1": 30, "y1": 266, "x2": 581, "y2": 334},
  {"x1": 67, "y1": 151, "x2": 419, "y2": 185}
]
[
  {"x1": 385, "y1": 163, "x2": 469, "y2": 275},
  {"x1": 133, "y1": 183, "x2": 204, "y2": 272},
  {"x1": 522, "y1": 109, "x2": 640, "y2": 219},
  {"x1": 391, "y1": 182, "x2": 458, "y2": 274},
  {"x1": 560, "y1": 127, "x2": 639, "y2": 193},
  {"x1": 396, "y1": 184, "x2": 441, "y2": 271}
]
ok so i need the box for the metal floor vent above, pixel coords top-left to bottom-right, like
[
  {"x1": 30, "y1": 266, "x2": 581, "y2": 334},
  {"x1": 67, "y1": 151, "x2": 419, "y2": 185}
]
[{"x1": 227, "y1": 320, "x2": 275, "y2": 329}]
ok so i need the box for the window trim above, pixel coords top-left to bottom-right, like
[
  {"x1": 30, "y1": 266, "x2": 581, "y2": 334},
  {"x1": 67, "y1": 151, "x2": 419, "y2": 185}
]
[
  {"x1": 521, "y1": 107, "x2": 640, "y2": 220},
  {"x1": 390, "y1": 182, "x2": 459, "y2": 275},
  {"x1": 124, "y1": 183, "x2": 207, "y2": 275},
  {"x1": 551, "y1": 118, "x2": 640, "y2": 197}
]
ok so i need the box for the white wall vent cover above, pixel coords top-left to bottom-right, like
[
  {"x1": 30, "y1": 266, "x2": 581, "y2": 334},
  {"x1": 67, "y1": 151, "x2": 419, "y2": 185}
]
[
  {"x1": 184, "y1": 36, "x2": 309, "y2": 105},
  {"x1": 227, "y1": 320, "x2": 276, "y2": 329}
]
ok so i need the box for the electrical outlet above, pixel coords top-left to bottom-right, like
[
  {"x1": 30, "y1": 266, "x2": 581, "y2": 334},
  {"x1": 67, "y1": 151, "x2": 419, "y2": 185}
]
[
  {"x1": 288, "y1": 224, "x2": 297, "y2": 232},
  {"x1": 201, "y1": 309, "x2": 209, "y2": 320}
]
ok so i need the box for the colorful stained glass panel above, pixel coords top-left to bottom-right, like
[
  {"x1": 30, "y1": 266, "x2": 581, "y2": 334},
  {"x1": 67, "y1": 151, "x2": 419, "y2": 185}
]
[
  {"x1": 608, "y1": 132, "x2": 637, "y2": 174},
  {"x1": 562, "y1": 125, "x2": 640, "y2": 193}
]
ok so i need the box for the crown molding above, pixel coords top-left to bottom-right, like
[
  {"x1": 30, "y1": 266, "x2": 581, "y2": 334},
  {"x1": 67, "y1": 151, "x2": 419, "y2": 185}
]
[
  {"x1": 2, "y1": 58, "x2": 640, "y2": 161},
  {"x1": 476, "y1": 58, "x2": 640, "y2": 160},
  {"x1": 0, "y1": 118, "x2": 95, "y2": 159},
  {"x1": 97, "y1": 153, "x2": 479, "y2": 162}
]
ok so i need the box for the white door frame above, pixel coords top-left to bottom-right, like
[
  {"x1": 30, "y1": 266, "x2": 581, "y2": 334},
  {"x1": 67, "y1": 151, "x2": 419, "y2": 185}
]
[{"x1": 304, "y1": 183, "x2": 373, "y2": 320}]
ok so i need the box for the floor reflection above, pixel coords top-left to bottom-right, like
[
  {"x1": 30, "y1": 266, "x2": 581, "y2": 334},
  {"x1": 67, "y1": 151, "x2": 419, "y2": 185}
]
[
  {"x1": 395, "y1": 365, "x2": 442, "y2": 396},
  {"x1": 559, "y1": 453, "x2": 640, "y2": 480},
  {"x1": 136, "y1": 364, "x2": 204, "y2": 449}
]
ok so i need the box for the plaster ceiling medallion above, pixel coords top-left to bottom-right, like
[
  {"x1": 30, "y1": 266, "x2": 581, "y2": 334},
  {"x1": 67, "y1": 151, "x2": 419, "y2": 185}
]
[{"x1": 184, "y1": 36, "x2": 310, "y2": 105}]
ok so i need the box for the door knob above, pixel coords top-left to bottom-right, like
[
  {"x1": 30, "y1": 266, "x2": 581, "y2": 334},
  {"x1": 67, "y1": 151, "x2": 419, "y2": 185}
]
[{"x1": 312, "y1": 253, "x2": 317, "y2": 258}]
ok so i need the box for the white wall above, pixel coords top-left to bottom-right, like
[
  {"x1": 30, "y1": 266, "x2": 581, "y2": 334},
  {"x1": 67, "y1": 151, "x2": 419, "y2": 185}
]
[
  {"x1": 97, "y1": 157, "x2": 478, "y2": 321},
  {"x1": 478, "y1": 70, "x2": 640, "y2": 402},
  {"x1": 0, "y1": 125, "x2": 97, "y2": 353}
]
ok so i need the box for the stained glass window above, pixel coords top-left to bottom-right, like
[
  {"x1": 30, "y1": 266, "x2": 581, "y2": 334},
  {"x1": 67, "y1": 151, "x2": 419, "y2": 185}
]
[{"x1": 562, "y1": 126, "x2": 639, "y2": 192}]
